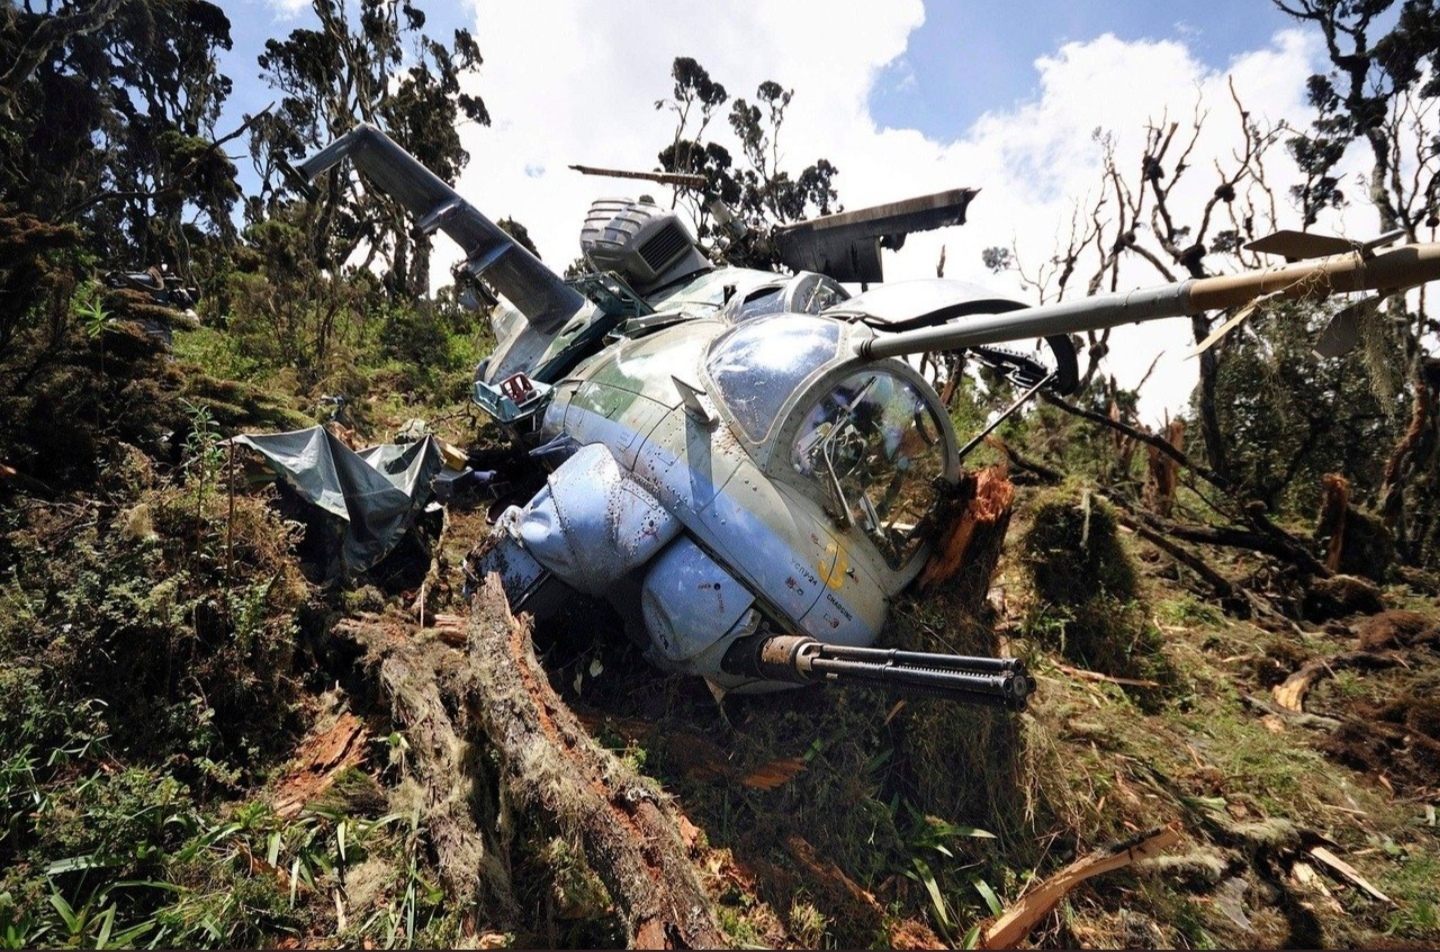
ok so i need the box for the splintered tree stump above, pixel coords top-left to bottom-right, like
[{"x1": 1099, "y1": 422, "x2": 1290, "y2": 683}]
[
  {"x1": 916, "y1": 466, "x2": 1015, "y2": 616},
  {"x1": 1143, "y1": 418, "x2": 1184, "y2": 518},
  {"x1": 1315, "y1": 473, "x2": 1395, "y2": 582},
  {"x1": 466, "y1": 575, "x2": 725, "y2": 950}
]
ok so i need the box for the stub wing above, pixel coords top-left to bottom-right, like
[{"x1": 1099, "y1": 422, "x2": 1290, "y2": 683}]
[
  {"x1": 774, "y1": 188, "x2": 977, "y2": 283},
  {"x1": 292, "y1": 123, "x2": 584, "y2": 332}
]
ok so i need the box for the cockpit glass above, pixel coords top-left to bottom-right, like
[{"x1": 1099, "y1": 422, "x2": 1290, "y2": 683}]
[
  {"x1": 734, "y1": 286, "x2": 785, "y2": 321},
  {"x1": 705, "y1": 315, "x2": 840, "y2": 443},
  {"x1": 790, "y1": 371, "x2": 945, "y2": 568}
]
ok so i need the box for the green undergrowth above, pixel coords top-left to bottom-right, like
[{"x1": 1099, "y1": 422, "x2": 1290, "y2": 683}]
[{"x1": 1019, "y1": 487, "x2": 1174, "y2": 698}]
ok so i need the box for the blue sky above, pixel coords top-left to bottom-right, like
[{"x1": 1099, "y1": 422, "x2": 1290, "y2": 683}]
[
  {"x1": 868, "y1": 1, "x2": 1298, "y2": 136},
  {"x1": 219, "y1": 0, "x2": 1306, "y2": 158}
]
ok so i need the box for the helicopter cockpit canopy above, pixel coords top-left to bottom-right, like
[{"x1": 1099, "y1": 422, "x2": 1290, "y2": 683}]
[
  {"x1": 646, "y1": 269, "x2": 851, "y2": 321},
  {"x1": 787, "y1": 370, "x2": 948, "y2": 568},
  {"x1": 703, "y1": 314, "x2": 955, "y2": 570},
  {"x1": 704, "y1": 315, "x2": 841, "y2": 445}
]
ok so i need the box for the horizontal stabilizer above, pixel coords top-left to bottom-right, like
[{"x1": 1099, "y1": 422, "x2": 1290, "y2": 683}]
[
  {"x1": 293, "y1": 123, "x2": 584, "y2": 332},
  {"x1": 774, "y1": 188, "x2": 977, "y2": 283}
]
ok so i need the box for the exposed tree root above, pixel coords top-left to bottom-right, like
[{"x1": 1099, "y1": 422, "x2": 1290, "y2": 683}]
[{"x1": 1272, "y1": 651, "x2": 1401, "y2": 713}]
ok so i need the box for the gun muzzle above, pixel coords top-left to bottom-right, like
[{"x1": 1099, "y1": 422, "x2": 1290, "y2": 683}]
[{"x1": 724, "y1": 634, "x2": 1035, "y2": 711}]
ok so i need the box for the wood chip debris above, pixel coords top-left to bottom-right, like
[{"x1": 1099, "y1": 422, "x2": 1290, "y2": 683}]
[
  {"x1": 1307, "y1": 845, "x2": 1392, "y2": 903},
  {"x1": 981, "y1": 824, "x2": 1183, "y2": 949},
  {"x1": 271, "y1": 711, "x2": 369, "y2": 819}
]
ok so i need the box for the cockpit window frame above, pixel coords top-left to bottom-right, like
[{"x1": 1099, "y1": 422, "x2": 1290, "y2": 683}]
[{"x1": 764, "y1": 355, "x2": 960, "y2": 570}]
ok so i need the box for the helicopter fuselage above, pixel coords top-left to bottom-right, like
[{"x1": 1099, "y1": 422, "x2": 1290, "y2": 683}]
[{"x1": 482, "y1": 308, "x2": 961, "y2": 690}]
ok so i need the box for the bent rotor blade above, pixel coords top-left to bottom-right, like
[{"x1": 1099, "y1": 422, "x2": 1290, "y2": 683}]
[
  {"x1": 1245, "y1": 230, "x2": 1360, "y2": 261},
  {"x1": 1246, "y1": 228, "x2": 1406, "y2": 262},
  {"x1": 294, "y1": 123, "x2": 584, "y2": 332},
  {"x1": 774, "y1": 188, "x2": 978, "y2": 283}
]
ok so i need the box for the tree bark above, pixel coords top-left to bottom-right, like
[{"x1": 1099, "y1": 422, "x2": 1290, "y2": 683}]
[
  {"x1": 465, "y1": 576, "x2": 726, "y2": 950},
  {"x1": 335, "y1": 589, "x2": 727, "y2": 949},
  {"x1": 332, "y1": 616, "x2": 518, "y2": 918}
]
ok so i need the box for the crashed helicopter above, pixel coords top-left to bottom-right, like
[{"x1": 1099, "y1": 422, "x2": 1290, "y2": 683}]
[{"x1": 292, "y1": 123, "x2": 1440, "y2": 710}]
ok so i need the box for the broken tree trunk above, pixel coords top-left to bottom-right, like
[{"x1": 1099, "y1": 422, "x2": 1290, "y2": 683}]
[
  {"x1": 916, "y1": 466, "x2": 1015, "y2": 610},
  {"x1": 465, "y1": 575, "x2": 725, "y2": 950},
  {"x1": 1316, "y1": 473, "x2": 1395, "y2": 582},
  {"x1": 1143, "y1": 418, "x2": 1184, "y2": 518}
]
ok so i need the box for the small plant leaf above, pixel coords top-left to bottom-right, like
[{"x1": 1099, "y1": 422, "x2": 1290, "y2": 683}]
[
  {"x1": 912, "y1": 857, "x2": 951, "y2": 930},
  {"x1": 972, "y1": 876, "x2": 1004, "y2": 918}
]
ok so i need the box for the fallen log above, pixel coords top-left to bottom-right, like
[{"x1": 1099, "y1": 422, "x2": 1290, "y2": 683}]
[
  {"x1": 1110, "y1": 508, "x2": 1236, "y2": 598},
  {"x1": 465, "y1": 575, "x2": 725, "y2": 949},
  {"x1": 332, "y1": 616, "x2": 517, "y2": 917}
]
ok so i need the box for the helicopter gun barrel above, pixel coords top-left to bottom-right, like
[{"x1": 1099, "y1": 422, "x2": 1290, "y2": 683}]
[
  {"x1": 725, "y1": 634, "x2": 1035, "y2": 710},
  {"x1": 857, "y1": 241, "x2": 1440, "y2": 360}
]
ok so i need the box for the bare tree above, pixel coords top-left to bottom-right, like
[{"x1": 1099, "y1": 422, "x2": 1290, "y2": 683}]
[{"x1": 991, "y1": 81, "x2": 1283, "y2": 472}]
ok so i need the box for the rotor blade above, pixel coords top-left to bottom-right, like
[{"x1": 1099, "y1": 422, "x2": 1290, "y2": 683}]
[
  {"x1": 1246, "y1": 228, "x2": 1407, "y2": 261},
  {"x1": 1187, "y1": 294, "x2": 1271, "y2": 359},
  {"x1": 294, "y1": 123, "x2": 585, "y2": 333},
  {"x1": 774, "y1": 188, "x2": 978, "y2": 283},
  {"x1": 1313, "y1": 296, "x2": 1379, "y2": 359},
  {"x1": 568, "y1": 163, "x2": 709, "y2": 190},
  {"x1": 856, "y1": 242, "x2": 1440, "y2": 361}
]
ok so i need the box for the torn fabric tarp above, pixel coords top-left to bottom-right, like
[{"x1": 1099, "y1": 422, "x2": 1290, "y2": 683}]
[{"x1": 231, "y1": 426, "x2": 443, "y2": 576}]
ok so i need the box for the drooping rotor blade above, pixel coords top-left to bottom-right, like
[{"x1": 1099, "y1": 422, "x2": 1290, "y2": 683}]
[
  {"x1": 1187, "y1": 294, "x2": 1273, "y2": 358},
  {"x1": 1313, "y1": 295, "x2": 1381, "y2": 359},
  {"x1": 856, "y1": 241, "x2": 1440, "y2": 361},
  {"x1": 774, "y1": 188, "x2": 978, "y2": 283},
  {"x1": 294, "y1": 123, "x2": 585, "y2": 333}
]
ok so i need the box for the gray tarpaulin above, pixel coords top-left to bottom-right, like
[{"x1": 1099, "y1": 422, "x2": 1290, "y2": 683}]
[{"x1": 231, "y1": 426, "x2": 443, "y2": 576}]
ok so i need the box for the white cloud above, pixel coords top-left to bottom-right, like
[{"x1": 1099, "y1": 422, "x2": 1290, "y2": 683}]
[
  {"x1": 262, "y1": 0, "x2": 309, "y2": 19},
  {"x1": 453, "y1": 2, "x2": 1339, "y2": 422}
]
